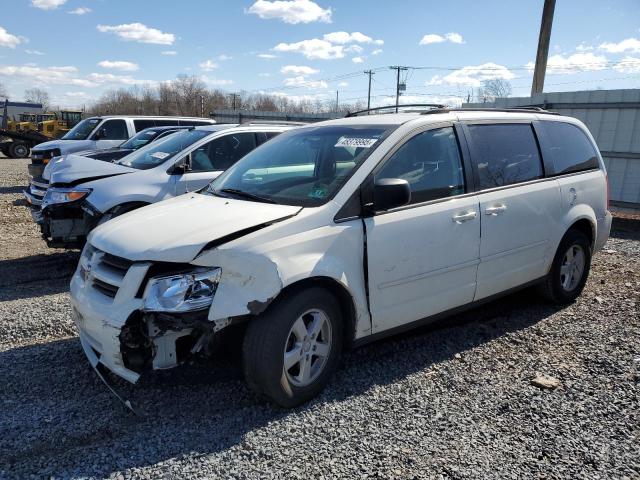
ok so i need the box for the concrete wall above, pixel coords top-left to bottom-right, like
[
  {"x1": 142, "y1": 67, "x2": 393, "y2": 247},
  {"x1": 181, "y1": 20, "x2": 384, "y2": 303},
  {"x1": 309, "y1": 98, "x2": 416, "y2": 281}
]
[{"x1": 464, "y1": 89, "x2": 640, "y2": 207}]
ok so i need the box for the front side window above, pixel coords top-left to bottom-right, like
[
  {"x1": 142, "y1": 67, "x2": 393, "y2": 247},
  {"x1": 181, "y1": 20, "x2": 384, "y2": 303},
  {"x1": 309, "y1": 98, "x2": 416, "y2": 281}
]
[
  {"x1": 468, "y1": 124, "x2": 543, "y2": 189},
  {"x1": 190, "y1": 132, "x2": 257, "y2": 172},
  {"x1": 541, "y1": 121, "x2": 599, "y2": 174},
  {"x1": 99, "y1": 119, "x2": 128, "y2": 140},
  {"x1": 376, "y1": 127, "x2": 465, "y2": 205},
  {"x1": 209, "y1": 125, "x2": 395, "y2": 206},
  {"x1": 62, "y1": 118, "x2": 101, "y2": 140},
  {"x1": 117, "y1": 129, "x2": 211, "y2": 170}
]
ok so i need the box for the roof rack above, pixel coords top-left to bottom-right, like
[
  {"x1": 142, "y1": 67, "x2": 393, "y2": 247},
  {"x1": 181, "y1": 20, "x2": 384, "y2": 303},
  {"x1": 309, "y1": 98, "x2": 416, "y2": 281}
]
[
  {"x1": 420, "y1": 106, "x2": 559, "y2": 116},
  {"x1": 345, "y1": 104, "x2": 446, "y2": 117},
  {"x1": 240, "y1": 120, "x2": 309, "y2": 126}
]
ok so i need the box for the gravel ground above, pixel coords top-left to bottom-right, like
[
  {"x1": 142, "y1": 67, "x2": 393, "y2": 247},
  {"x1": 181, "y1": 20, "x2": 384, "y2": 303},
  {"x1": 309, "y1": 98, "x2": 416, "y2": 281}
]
[{"x1": 0, "y1": 158, "x2": 638, "y2": 479}]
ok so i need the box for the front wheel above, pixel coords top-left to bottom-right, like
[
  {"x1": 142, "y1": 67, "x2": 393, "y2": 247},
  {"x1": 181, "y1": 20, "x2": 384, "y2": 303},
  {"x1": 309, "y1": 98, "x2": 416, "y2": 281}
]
[
  {"x1": 9, "y1": 142, "x2": 29, "y2": 158},
  {"x1": 243, "y1": 287, "x2": 343, "y2": 407},
  {"x1": 539, "y1": 229, "x2": 592, "y2": 304}
]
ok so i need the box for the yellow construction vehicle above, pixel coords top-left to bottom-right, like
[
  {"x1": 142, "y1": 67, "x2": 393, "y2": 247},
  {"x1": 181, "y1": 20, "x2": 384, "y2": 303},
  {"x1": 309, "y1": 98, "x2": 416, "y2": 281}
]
[{"x1": 37, "y1": 110, "x2": 83, "y2": 138}]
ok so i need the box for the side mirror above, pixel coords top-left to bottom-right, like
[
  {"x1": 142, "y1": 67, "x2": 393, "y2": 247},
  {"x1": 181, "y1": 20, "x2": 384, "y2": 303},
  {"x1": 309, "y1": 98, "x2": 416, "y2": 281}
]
[
  {"x1": 93, "y1": 128, "x2": 107, "y2": 140},
  {"x1": 373, "y1": 178, "x2": 411, "y2": 211},
  {"x1": 171, "y1": 154, "x2": 192, "y2": 175}
]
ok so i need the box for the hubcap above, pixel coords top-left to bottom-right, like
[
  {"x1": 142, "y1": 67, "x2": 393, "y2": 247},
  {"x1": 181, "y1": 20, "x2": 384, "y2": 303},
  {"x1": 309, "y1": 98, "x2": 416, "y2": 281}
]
[
  {"x1": 283, "y1": 309, "x2": 332, "y2": 387},
  {"x1": 560, "y1": 244, "x2": 585, "y2": 292}
]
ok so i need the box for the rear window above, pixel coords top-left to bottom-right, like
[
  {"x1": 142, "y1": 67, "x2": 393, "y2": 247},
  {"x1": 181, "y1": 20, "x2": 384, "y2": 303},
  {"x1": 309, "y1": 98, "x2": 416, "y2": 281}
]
[
  {"x1": 468, "y1": 123, "x2": 543, "y2": 189},
  {"x1": 541, "y1": 121, "x2": 599, "y2": 175}
]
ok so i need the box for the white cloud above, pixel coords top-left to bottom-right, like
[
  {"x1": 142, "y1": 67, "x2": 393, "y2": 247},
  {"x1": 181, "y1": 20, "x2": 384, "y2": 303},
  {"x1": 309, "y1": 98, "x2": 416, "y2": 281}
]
[
  {"x1": 352, "y1": 56, "x2": 364, "y2": 64},
  {"x1": 25, "y1": 49, "x2": 45, "y2": 55},
  {"x1": 97, "y1": 60, "x2": 139, "y2": 71},
  {"x1": 419, "y1": 34, "x2": 445, "y2": 45},
  {"x1": 576, "y1": 43, "x2": 594, "y2": 52},
  {"x1": 283, "y1": 75, "x2": 328, "y2": 89},
  {"x1": 445, "y1": 32, "x2": 465, "y2": 44},
  {"x1": 218, "y1": 54, "x2": 232, "y2": 61},
  {"x1": 0, "y1": 27, "x2": 22, "y2": 49},
  {"x1": 161, "y1": 50, "x2": 177, "y2": 56},
  {"x1": 69, "y1": 6, "x2": 91, "y2": 15},
  {"x1": 338, "y1": 81, "x2": 348, "y2": 87},
  {"x1": 258, "y1": 72, "x2": 271, "y2": 77},
  {"x1": 200, "y1": 75, "x2": 234, "y2": 86},
  {"x1": 199, "y1": 60, "x2": 218, "y2": 71},
  {"x1": 599, "y1": 37, "x2": 640, "y2": 54},
  {"x1": 612, "y1": 56, "x2": 640, "y2": 73},
  {"x1": 372, "y1": 49, "x2": 383, "y2": 55},
  {"x1": 247, "y1": 0, "x2": 331, "y2": 24},
  {"x1": 97, "y1": 23, "x2": 175, "y2": 45},
  {"x1": 426, "y1": 62, "x2": 515, "y2": 87},
  {"x1": 31, "y1": 0, "x2": 67, "y2": 10},
  {"x1": 273, "y1": 31, "x2": 382, "y2": 60},
  {"x1": 0, "y1": 64, "x2": 97, "y2": 88},
  {"x1": 258, "y1": 53, "x2": 277, "y2": 59},
  {"x1": 87, "y1": 72, "x2": 153, "y2": 86},
  {"x1": 525, "y1": 52, "x2": 608, "y2": 74},
  {"x1": 274, "y1": 38, "x2": 344, "y2": 60},
  {"x1": 420, "y1": 32, "x2": 465, "y2": 45},
  {"x1": 64, "y1": 91, "x2": 89, "y2": 97},
  {"x1": 281, "y1": 65, "x2": 319, "y2": 75}
]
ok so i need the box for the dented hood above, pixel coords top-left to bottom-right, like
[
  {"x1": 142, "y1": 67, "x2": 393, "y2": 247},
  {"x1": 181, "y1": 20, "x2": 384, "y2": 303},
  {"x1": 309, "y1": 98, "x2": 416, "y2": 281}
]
[
  {"x1": 48, "y1": 154, "x2": 136, "y2": 185},
  {"x1": 89, "y1": 193, "x2": 302, "y2": 263}
]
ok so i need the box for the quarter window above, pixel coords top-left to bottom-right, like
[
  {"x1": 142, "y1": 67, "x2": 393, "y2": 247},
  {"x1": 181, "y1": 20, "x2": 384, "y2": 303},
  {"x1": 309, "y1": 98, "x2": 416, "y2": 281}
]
[
  {"x1": 541, "y1": 121, "x2": 599, "y2": 174},
  {"x1": 190, "y1": 133, "x2": 257, "y2": 172},
  {"x1": 376, "y1": 127, "x2": 465, "y2": 205},
  {"x1": 468, "y1": 124, "x2": 543, "y2": 189}
]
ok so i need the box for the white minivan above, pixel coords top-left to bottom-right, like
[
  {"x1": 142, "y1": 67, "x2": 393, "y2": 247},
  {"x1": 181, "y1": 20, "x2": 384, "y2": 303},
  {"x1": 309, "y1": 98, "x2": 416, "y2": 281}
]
[{"x1": 70, "y1": 108, "x2": 612, "y2": 407}]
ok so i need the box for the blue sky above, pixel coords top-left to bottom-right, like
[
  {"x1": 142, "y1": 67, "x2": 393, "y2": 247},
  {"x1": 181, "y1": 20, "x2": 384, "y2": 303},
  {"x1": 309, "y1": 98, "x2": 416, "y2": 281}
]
[{"x1": 1, "y1": 0, "x2": 639, "y2": 109}]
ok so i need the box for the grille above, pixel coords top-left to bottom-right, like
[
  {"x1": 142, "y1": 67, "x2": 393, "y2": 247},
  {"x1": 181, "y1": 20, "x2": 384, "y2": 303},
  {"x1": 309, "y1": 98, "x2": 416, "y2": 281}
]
[{"x1": 85, "y1": 247, "x2": 133, "y2": 300}]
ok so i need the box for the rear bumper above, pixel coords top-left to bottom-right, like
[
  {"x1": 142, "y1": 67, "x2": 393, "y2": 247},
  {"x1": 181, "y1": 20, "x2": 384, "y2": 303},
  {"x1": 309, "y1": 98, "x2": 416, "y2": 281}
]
[{"x1": 595, "y1": 211, "x2": 613, "y2": 252}]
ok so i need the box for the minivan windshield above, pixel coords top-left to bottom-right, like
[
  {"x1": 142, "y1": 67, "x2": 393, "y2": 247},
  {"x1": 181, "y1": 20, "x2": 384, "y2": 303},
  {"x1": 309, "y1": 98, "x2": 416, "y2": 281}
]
[
  {"x1": 208, "y1": 125, "x2": 395, "y2": 206},
  {"x1": 62, "y1": 118, "x2": 101, "y2": 140},
  {"x1": 116, "y1": 129, "x2": 211, "y2": 170}
]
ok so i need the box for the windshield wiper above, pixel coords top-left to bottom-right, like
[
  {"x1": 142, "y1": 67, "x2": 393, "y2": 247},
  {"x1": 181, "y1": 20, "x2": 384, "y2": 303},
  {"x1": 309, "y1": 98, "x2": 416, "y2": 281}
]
[{"x1": 218, "y1": 188, "x2": 276, "y2": 204}]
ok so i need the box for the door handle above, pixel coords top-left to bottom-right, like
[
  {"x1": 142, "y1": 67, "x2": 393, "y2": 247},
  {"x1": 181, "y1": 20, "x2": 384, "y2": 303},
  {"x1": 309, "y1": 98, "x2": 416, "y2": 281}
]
[
  {"x1": 485, "y1": 204, "x2": 507, "y2": 215},
  {"x1": 452, "y1": 211, "x2": 477, "y2": 223}
]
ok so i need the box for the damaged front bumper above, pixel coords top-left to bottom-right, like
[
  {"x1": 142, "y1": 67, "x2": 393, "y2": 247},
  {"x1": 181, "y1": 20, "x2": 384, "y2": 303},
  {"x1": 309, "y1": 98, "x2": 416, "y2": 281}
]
[{"x1": 40, "y1": 201, "x2": 101, "y2": 248}]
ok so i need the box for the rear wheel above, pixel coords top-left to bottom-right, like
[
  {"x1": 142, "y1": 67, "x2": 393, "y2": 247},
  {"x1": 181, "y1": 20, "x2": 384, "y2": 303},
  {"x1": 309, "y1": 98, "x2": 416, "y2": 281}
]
[
  {"x1": 9, "y1": 142, "x2": 29, "y2": 158},
  {"x1": 243, "y1": 287, "x2": 343, "y2": 407},
  {"x1": 539, "y1": 229, "x2": 592, "y2": 304}
]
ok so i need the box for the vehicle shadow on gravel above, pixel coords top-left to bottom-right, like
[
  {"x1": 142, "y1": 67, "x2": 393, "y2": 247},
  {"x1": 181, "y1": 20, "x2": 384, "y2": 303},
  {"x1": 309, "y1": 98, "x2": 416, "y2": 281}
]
[
  {"x1": 0, "y1": 185, "x2": 26, "y2": 195},
  {"x1": 0, "y1": 287, "x2": 561, "y2": 478},
  {"x1": 0, "y1": 251, "x2": 79, "y2": 301}
]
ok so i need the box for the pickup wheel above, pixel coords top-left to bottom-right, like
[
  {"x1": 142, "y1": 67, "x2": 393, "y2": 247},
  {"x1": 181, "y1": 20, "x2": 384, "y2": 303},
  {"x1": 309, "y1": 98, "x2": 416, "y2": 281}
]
[
  {"x1": 9, "y1": 142, "x2": 29, "y2": 159},
  {"x1": 243, "y1": 287, "x2": 343, "y2": 408},
  {"x1": 539, "y1": 229, "x2": 592, "y2": 304}
]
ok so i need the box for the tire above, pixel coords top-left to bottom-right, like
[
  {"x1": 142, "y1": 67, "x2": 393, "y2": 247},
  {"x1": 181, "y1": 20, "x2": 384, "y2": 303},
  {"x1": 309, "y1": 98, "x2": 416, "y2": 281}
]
[
  {"x1": 243, "y1": 287, "x2": 343, "y2": 407},
  {"x1": 539, "y1": 229, "x2": 592, "y2": 304},
  {"x1": 9, "y1": 142, "x2": 29, "y2": 158}
]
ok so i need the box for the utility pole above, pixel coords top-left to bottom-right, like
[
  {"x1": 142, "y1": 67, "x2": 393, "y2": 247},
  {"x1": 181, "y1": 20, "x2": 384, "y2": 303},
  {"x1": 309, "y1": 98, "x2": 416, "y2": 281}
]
[
  {"x1": 390, "y1": 66, "x2": 408, "y2": 113},
  {"x1": 200, "y1": 95, "x2": 205, "y2": 118},
  {"x1": 531, "y1": 0, "x2": 556, "y2": 96},
  {"x1": 230, "y1": 93, "x2": 239, "y2": 110},
  {"x1": 364, "y1": 70, "x2": 375, "y2": 112},
  {"x1": 336, "y1": 90, "x2": 339, "y2": 112}
]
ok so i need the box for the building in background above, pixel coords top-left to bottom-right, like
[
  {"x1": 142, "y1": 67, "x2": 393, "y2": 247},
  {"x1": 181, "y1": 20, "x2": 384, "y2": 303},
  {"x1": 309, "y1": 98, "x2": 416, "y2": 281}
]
[{"x1": 464, "y1": 89, "x2": 640, "y2": 209}]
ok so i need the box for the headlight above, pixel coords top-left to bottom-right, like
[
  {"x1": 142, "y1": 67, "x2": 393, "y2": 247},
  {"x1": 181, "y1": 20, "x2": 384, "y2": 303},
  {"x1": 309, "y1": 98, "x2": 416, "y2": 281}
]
[
  {"x1": 42, "y1": 187, "x2": 91, "y2": 207},
  {"x1": 143, "y1": 268, "x2": 222, "y2": 313}
]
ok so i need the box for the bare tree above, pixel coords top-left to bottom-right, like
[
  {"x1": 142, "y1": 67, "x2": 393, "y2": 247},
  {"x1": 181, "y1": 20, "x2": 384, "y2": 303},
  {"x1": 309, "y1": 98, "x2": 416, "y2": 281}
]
[
  {"x1": 24, "y1": 88, "x2": 51, "y2": 110},
  {"x1": 0, "y1": 81, "x2": 8, "y2": 100},
  {"x1": 481, "y1": 79, "x2": 512, "y2": 99}
]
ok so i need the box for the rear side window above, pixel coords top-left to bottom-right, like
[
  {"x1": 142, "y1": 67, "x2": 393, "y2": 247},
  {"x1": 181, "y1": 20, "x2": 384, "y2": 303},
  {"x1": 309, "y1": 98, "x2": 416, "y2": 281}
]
[
  {"x1": 190, "y1": 132, "x2": 258, "y2": 172},
  {"x1": 100, "y1": 119, "x2": 129, "y2": 140},
  {"x1": 376, "y1": 127, "x2": 465, "y2": 205},
  {"x1": 541, "y1": 122, "x2": 599, "y2": 174},
  {"x1": 155, "y1": 119, "x2": 182, "y2": 127},
  {"x1": 468, "y1": 124, "x2": 543, "y2": 189},
  {"x1": 134, "y1": 119, "x2": 156, "y2": 132}
]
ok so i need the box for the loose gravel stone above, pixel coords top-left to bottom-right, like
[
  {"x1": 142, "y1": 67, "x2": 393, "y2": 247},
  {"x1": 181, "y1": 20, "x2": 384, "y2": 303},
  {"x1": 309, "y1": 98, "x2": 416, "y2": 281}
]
[{"x1": 0, "y1": 158, "x2": 638, "y2": 479}]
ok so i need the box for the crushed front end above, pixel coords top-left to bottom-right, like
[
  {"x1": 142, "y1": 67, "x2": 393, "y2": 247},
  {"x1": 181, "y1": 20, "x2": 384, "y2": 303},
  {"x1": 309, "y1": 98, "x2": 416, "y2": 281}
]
[{"x1": 70, "y1": 244, "x2": 233, "y2": 386}]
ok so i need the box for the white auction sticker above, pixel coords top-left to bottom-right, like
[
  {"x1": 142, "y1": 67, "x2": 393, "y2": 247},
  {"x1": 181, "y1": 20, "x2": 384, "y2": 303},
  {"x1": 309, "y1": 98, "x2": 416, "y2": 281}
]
[
  {"x1": 150, "y1": 152, "x2": 170, "y2": 160},
  {"x1": 335, "y1": 137, "x2": 378, "y2": 148}
]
